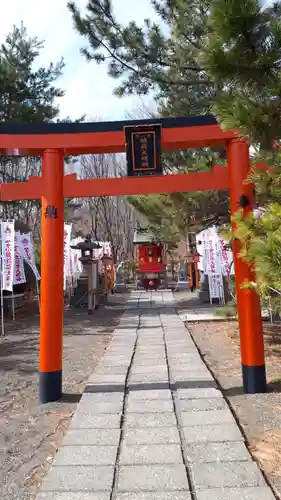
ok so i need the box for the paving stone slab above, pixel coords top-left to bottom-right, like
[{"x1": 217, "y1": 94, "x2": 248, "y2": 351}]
[
  {"x1": 109, "y1": 340, "x2": 135, "y2": 346},
  {"x1": 168, "y1": 354, "x2": 202, "y2": 361},
  {"x1": 196, "y1": 487, "x2": 275, "y2": 500},
  {"x1": 120, "y1": 444, "x2": 183, "y2": 465},
  {"x1": 169, "y1": 365, "x2": 209, "y2": 373},
  {"x1": 166, "y1": 339, "x2": 194, "y2": 345},
  {"x1": 128, "y1": 390, "x2": 172, "y2": 400},
  {"x1": 185, "y1": 441, "x2": 250, "y2": 463},
  {"x1": 77, "y1": 401, "x2": 123, "y2": 414},
  {"x1": 102, "y1": 355, "x2": 132, "y2": 361},
  {"x1": 172, "y1": 372, "x2": 214, "y2": 382},
  {"x1": 41, "y1": 465, "x2": 114, "y2": 491},
  {"x1": 131, "y1": 367, "x2": 168, "y2": 376},
  {"x1": 63, "y1": 429, "x2": 120, "y2": 446},
  {"x1": 137, "y1": 345, "x2": 165, "y2": 350},
  {"x1": 133, "y1": 357, "x2": 167, "y2": 365},
  {"x1": 125, "y1": 412, "x2": 177, "y2": 427},
  {"x1": 181, "y1": 409, "x2": 235, "y2": 427},
  {"x1": 168, "y1": 355, "x2": 202, "y2": 362},
  {"x1": 167, "y1": 343, "x2": 197, "y2": 349},
  {"x1": 129, "y1": 375, "x2": 169, "y2": 385},
  {"x1": 116, "y1": 493, "x2": 191, "y2": 500},
  {"x1": 165, "y1": 326, "x2": 186, "y2": 330},
  {"x1": 178, "y1": 398, "x2": 228, "y2": 412},
  {"x1": 102, "y1": 360, "x2": 131, "y2": 367},
  {"x1": 139, "y1": 333, "x2": 162, "y2": 336},
  {"x1": 165, "y1": 324, "x2": 189, "y2": 331},
  {"x1": 178, "y1": 388, "x2": 223, "y2": 399},
  {"x1": 105, "y1": 347, "x2": 133, "y2": 354},
  {"x1": 94, "y1": 366, "x2": 129, "y2": 375},
  {"x1": 165, "y1": 330, "x2": 187, "y2": 335},
  {"x1": 134, "y1": 354, "x2": 166, "y2": 359},
  {"x1": 191, "y1": 461, "x2": 265, "y2": 489},
  {"x1": 124, "y1": 427, "x2": 180, "y2": 445},
  {"x1": 137, "y1": 346, "x2": 164, "y2": 351},
  {"x1": 79, "y1": 393, "x2": 124, "y2": 403},
  {"x1": 137, "y1": 339, "x2": 164, "y2": 343},
  {"x1": 136, "y1": 352, "x2": 166, "y2": 358},
  {"x1": 69, "y1": 413, "x2": 121, "y2": 429},
  {"x1": 136, "y1": 352, "x2": 165, "y2": 357},
  {"x1": 135, "y1": 356, "x2": 166, "y2": 362},
  {"x1": 110, "y1": 334, "x2": 135, "y2": 339},
  {"x1": 53, "y1": 445, "x2": 118, "y2": 466},
  {"x1": 37, "y1": 494, "x2": 110, "y2": 500},
  {"x1": 183, "y1": 424, "x2": 243, "y2": 443},
  {"x1": 87, "y1": 374, "x2": 126, "y2": 385},
  {"x1": 100, "y1": 359, "x2": 130, "y2": 366},
  {"x1": 102, "y1": 352, "x2": 131, "y2": 359},
  {"x1": 166, "y1": 347, "x2": 198, "y2": 353},
  {"x1": 138, "y1": 338, "x2": 164, "y2": 342},
  {"x1": 127, "y1": 400, "x2": 174, "y2": 413},
  {"x1": 117, "y1": 464, "x2": 189, "y2": 491}
]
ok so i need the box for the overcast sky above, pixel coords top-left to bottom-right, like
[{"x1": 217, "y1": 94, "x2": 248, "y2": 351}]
[{"x1": 1, "y1": 0, "x2": 158, "y2": 121}]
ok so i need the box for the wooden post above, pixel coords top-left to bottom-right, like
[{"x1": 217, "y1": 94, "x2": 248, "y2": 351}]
[
  {"x1": 195, "y1": 262, "x2": 199, "y2": 289},
  {"x1": 88, "y1": 262, "x2": 93, "y2": 315},
  {"x1": 39, "y1": 149, "x2": 64, "y2": 403},
  {"x1": 226, "y1": 139, "x2": 266, "y2": 393}
]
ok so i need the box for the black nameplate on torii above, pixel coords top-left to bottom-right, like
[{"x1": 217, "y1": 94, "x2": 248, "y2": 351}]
[{"x1": 124, "y1": 124, "x2": 162, "y2": 177}]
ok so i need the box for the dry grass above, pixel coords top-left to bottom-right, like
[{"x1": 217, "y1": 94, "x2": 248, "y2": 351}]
[
  {"x1": 250, "y1": 429, "x2": 281, "y2": 478},
  {"x1": 204, "y1": 320, "x2": 281, "y2": 364}
]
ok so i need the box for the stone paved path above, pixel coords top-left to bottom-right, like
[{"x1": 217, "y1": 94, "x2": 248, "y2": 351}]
[{"x1": 36, "y1": 291, "x2": 275, "y2": 500}]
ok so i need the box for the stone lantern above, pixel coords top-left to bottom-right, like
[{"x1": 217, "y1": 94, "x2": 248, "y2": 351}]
[{"x1": 70, "y1": 235, "x2": 101, "y2": 314}]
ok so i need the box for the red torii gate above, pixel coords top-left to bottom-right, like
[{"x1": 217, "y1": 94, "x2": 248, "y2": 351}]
[{"x1": 0, "y1": 116, "x2": 266, "y2": 402}]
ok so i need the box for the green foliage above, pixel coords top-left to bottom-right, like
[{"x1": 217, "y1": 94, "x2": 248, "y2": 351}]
[
  {"x1": 0, "y1": 23, "x2": 65, "y2": 123},
  {"x1": 68, "y1": 0, "x2": 281, "y2": 150},
  {"x1": 67, "y1": 0, "x2": 229, "y2": 245},
  {"x1": 202, "y1": 0, "x2": 281, "y2": 148},
  {"x1": 128, "y1": 187, "x2": 229, "y2": 249},
  {"x1": 216, "y1": 299, "x2": 237, "y2": 318},
  {"x1": 0, "y1": 23, "x2": 83, "y2": 232},
  {"x1": 221, "y1": 206, "x2": 281, "y2": 312},
  {"x1": 68, "y1": 0, "x2": 212, "y2": 98},
  {"x1": 69, "y1": 0, "x2": 281, "y2": 295},
  {"x1": 204, "y1": 0, "x2": 281, "y2": 312}
]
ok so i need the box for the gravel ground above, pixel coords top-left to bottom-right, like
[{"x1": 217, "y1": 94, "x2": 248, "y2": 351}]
[
  {"x1": 0, "y1": 294, "x2": 129, "y2": 500},
  {"x1": 185, "y1": 318, "x2": 281, "y2": 499}
]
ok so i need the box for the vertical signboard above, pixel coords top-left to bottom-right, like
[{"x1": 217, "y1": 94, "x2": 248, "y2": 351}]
[{"x1": 124, "y1": 124, "x2": 162, "y2": 177}]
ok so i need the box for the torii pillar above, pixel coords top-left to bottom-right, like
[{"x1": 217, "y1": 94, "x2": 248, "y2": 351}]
[
  {"x1": 227, "y1": 139, "x2": 266, "y2": 393},
  {"x1": 39, "y1": 149, "x2": 64, "y2": 403}
]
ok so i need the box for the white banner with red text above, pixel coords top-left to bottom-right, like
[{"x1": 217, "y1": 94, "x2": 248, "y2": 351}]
[
  {"x1": 18, "y1": 233, "x2": 40, "y2": 281},
  {"x1": 64, "y1": 224, "x2": 72, "y2": 290},
  {"x1": 1, "y1": 221, "x2": 15, "y2": 291},
  {"x1": 14, "y1": 232, "x2": 26, "y2": 285}
]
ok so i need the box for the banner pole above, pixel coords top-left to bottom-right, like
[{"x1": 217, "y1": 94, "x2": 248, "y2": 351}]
[
  {"x1": 0, "y1": 253, "x2": 5, "y2": 336},
  {"x1": 36, "y1": 278, "x2": 40, "y2": 312},
  {"x1": 11, "y1": 295, "x2": 15, "y2": 321}
]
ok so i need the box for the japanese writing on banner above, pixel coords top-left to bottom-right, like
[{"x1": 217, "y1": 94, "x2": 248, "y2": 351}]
[
  {"x1": 208, "y1": 239, "x2": 216, "y2": 274},
  {"x1": 64, "y1": 224, "x2": 72, "y2": 290},
  {"x1": 13, "y1": 232, "x2": 26, "y2": 285},
  {"x1": 70, "y1": 237, "x2": 83, "y2": 277},
  {"x1": 219, "y1": 238, "x2": 231, "y2": 277},
  {"x1": 19, "y1": 233, "x2": 40, "y2": 281},
  {"x1": 71, "y1": 249, "x2": 82, "y2": 276},
  {"x1": 1, "y1": 221, "x2": 15, "y2": 291}
]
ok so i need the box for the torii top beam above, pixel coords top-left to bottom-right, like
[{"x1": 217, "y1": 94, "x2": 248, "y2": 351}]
[
  {"x1": 0, "y1": 115, "x2": 237, "y2": 200},
  {"x1": 0, "y1": 115, "x2": 236, "y2": 156}
]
